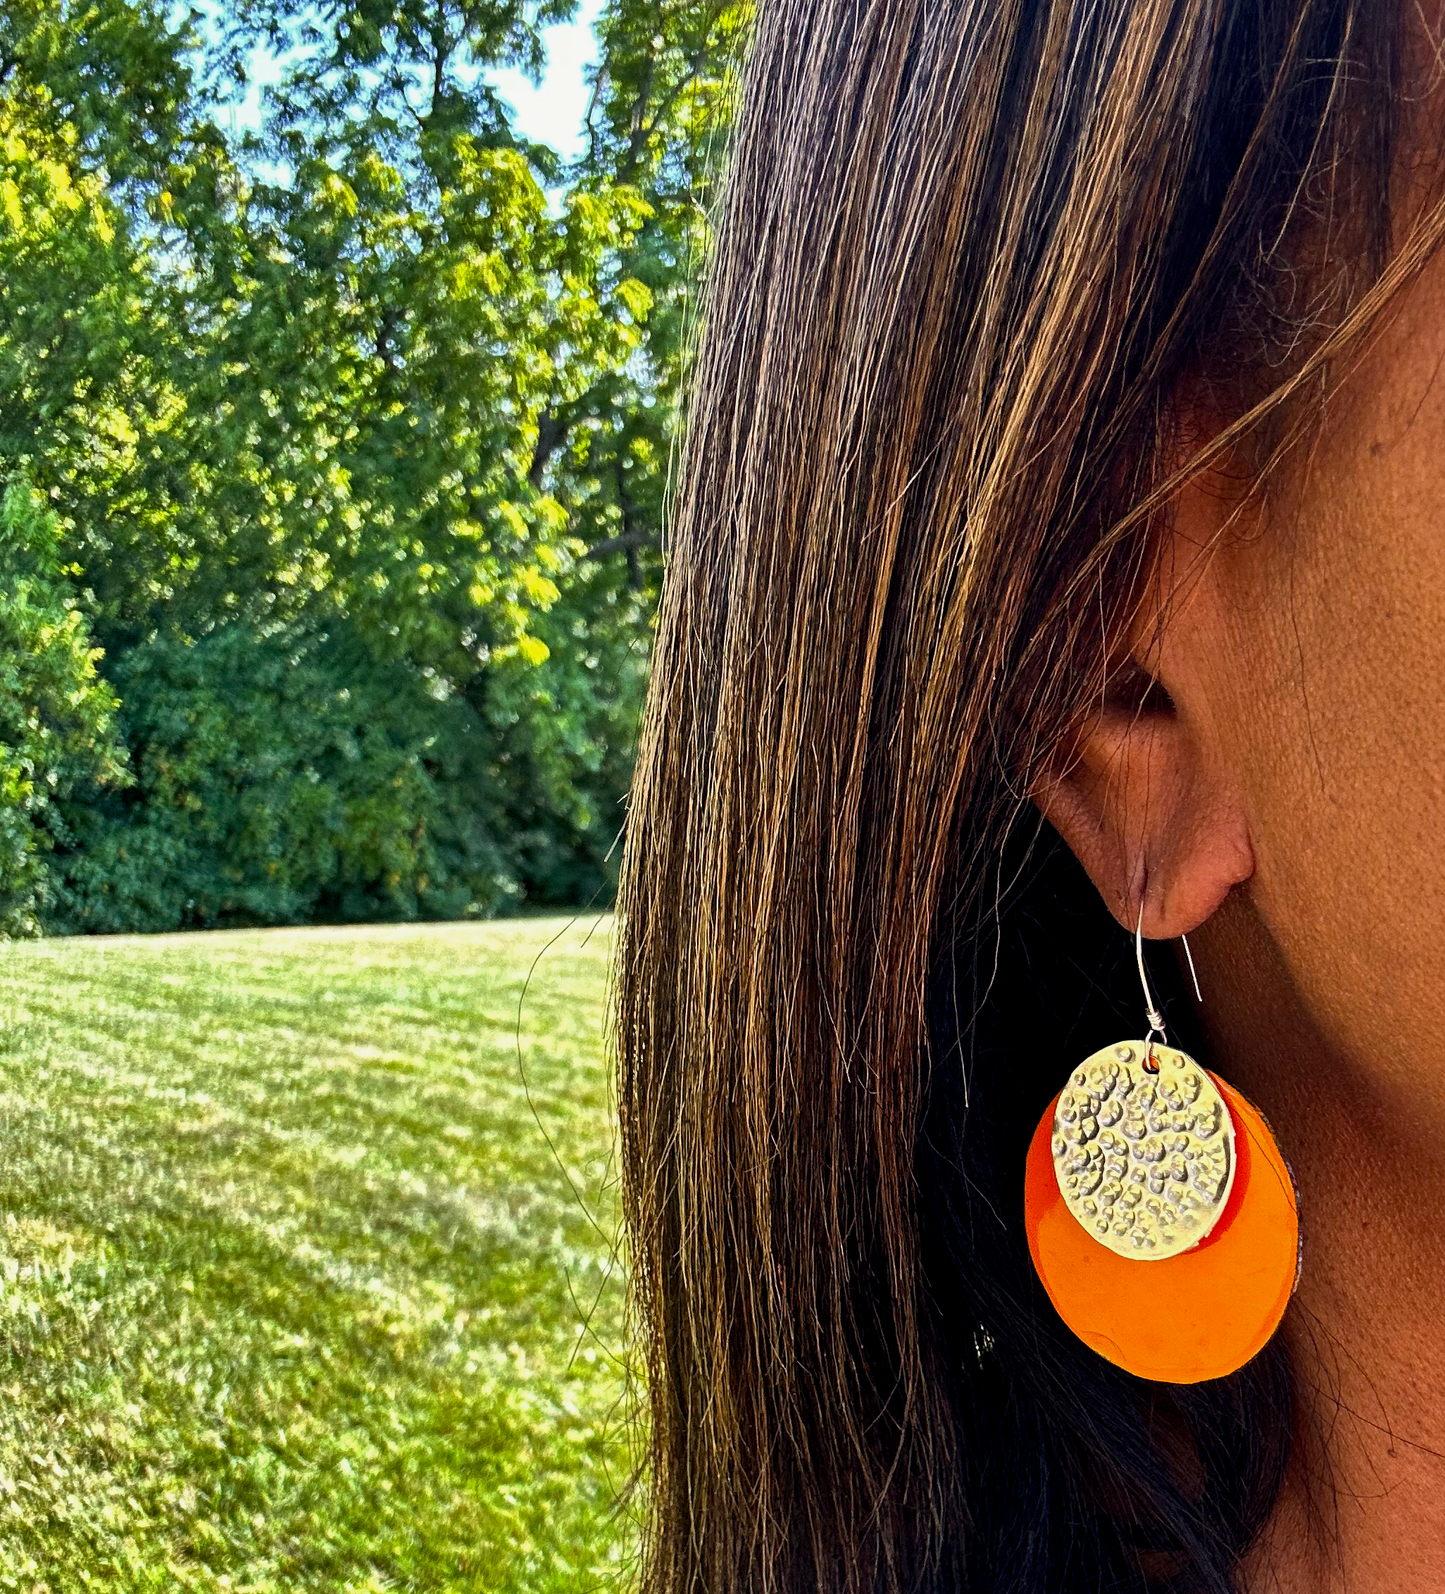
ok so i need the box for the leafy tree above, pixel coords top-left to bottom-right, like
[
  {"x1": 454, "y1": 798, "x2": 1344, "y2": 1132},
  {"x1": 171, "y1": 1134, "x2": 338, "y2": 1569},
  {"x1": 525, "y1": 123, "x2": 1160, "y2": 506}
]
[
  {"x1": 0, "y1": 479, "x2": 123, "y2": 935},
  {"x1": 169, "y1": 0, "x2": 651, "y2": 667},
  {"x1": 0, "y1": 0, "x2": 223, "y2": 645},
  {"x1": 542, "y1": 0, "x2": 748, "y2": 589},
  {"x1": 493, "y1": 0, "x2": 750, "y2": 900},
  {"x1": 51, "y1": 617, "x2": 519, "y2": 930},
  {"x1": 0, "y1": 0, "x2": 749, "y2": 934}
]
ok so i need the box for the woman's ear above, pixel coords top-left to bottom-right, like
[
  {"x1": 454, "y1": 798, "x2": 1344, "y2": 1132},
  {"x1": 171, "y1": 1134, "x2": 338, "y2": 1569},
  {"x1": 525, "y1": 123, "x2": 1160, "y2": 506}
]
[{"x1": 1031, "y1": 463, "x2": 1256, "y2": 938}]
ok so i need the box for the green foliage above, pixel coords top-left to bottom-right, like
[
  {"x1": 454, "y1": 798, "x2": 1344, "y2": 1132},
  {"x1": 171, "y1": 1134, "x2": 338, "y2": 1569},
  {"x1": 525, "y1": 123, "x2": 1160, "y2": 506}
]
[
  {"x1": 0, "y1": 916, "x2": 634, "y2": 1589},
  {"x1": 48, "y1": 603, "x2": 642, "y2": 931},
  {"x1": 496, "y1": 551, "x2": 654, "y2": 903},
  {"x1": 0, "y1": 0, "x2": 749, "y2": 935},
  {"x1": 173, "y1": 10, "x2": 656, "y2": 667},
  {"x1": 538, "y1": 0, "x2": 750, "y2": 597},
  {"x1": 0, "y1": 481, "x2": 122, "y2": 935},
  {"x1": 50, "y1": 621, "x2": 511, "y2": 931}
]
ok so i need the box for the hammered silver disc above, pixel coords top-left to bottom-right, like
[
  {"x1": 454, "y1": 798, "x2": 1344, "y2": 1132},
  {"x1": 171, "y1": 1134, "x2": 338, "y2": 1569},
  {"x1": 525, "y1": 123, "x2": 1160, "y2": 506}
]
[{"x1": 1051, "y1": 1042, "x2": 1236, "y2": 1260}]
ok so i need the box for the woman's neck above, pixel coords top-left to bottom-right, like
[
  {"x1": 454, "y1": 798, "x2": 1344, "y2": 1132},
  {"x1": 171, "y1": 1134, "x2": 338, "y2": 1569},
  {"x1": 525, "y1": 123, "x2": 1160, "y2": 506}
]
[{"x1": 1191, "y1": 892, "x2": 1445, "y2": 1593}]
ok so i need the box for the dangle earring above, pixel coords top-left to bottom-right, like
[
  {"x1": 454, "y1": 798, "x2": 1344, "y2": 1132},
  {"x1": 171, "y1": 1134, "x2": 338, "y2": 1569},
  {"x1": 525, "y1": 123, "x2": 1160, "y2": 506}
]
[{"x1": 1023, "y1": 908, "x2": 1301, "y2": 1383}]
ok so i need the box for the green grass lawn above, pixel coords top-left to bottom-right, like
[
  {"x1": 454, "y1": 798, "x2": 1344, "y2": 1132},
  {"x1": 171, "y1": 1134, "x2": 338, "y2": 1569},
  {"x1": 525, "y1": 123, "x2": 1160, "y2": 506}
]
[{"x1": 0, "y1": 916, "x2": 635, "y2": 1592}]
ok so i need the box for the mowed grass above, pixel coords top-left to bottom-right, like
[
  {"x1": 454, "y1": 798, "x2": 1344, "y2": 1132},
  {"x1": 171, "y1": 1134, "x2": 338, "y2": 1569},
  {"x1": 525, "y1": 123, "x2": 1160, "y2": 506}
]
[{"x1": 0, "y1": 916, "x2": 635, "y2": 1592}]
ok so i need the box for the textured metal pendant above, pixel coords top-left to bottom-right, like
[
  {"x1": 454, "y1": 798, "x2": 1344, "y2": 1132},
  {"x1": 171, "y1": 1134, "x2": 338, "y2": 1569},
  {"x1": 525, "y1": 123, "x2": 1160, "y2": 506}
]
[{"x1": 1051, "y1": 1041, "x2": 1237, "y2": 1260}]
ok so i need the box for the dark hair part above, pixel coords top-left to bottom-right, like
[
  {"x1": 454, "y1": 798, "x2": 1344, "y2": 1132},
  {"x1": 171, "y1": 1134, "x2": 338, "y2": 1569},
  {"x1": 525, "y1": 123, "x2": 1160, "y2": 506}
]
[{"x1": 617, "y1": 1, "x2": 1445, "y2": 1590}]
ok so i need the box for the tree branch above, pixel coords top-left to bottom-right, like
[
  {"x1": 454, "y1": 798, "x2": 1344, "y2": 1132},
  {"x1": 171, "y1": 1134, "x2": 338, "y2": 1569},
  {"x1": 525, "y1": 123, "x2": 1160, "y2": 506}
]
[
  {"x1": 583, "y1": 529, "x2": 658, "y2": 561},
  {"x1": 528, "y1": 409, "x2": 567, "y2": 487}
]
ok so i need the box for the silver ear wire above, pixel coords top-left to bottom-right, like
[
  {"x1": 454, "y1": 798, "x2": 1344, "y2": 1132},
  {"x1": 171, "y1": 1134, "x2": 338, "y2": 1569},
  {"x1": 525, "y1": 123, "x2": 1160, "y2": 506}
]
[
  {"x1": 1181, "y1": 933, "x2": 1203, "y2": 1003},
  {"x1": 1135, "y1": 901, "x2": 1168, "y2": 1049},
  {"x1": 1136, "y1": 906, "x2": 1205, "y2": 1066}
]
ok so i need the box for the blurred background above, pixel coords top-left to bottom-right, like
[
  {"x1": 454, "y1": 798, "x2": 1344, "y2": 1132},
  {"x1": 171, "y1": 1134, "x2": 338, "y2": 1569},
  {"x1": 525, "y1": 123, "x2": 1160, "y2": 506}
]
[{"x1": 0, "y1": 0, "x2": 744, "y2": 1584}]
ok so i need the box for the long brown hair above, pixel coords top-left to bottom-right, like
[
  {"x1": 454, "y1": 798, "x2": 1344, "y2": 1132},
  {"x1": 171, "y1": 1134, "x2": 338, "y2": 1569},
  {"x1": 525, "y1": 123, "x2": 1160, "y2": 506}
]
[{"x1": 617, "y1": 1, "x2": 1445, "y2": 1589}]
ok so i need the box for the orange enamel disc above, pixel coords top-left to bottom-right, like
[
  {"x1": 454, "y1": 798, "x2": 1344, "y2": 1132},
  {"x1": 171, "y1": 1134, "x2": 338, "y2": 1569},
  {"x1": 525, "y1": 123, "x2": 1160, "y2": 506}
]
[{"x1": 1024, "y1": 1074, "x2": 1299, "y2": 1383}]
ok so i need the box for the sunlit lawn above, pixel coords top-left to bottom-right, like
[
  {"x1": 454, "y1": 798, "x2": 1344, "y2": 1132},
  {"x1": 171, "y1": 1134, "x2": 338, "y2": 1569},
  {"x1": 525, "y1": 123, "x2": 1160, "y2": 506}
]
[{"x1": 0, "y1": 916, "x2": 634, "y2": 1592}]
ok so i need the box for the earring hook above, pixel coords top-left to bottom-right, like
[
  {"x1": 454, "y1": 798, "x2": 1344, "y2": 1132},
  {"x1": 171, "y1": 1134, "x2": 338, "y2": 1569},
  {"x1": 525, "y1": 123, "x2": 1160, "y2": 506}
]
[
  {"x1": 1135, "y1": 902, "x2": 1168, "y2": 1053},
  {"x1": 1181, "y1": 933, "x2": 1203, "y2": 1003},
  {"x1": 1135, "y1": 903, "x2": 1205, "y2": 1069}
]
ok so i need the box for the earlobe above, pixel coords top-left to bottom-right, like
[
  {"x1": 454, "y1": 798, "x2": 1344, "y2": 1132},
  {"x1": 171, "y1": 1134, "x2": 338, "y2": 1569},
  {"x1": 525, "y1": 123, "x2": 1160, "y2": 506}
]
[{"x1": 1032, "y1": 675, "x2": 1254, "y2": 940}]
